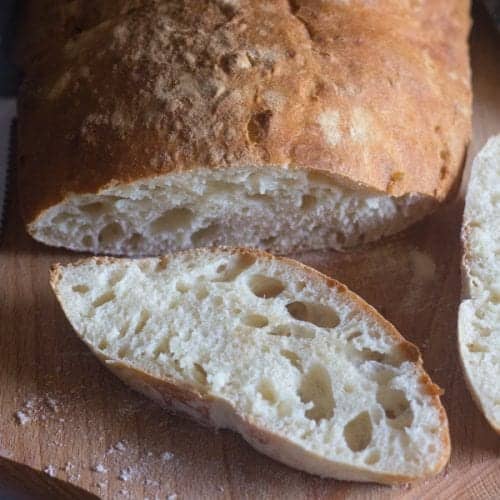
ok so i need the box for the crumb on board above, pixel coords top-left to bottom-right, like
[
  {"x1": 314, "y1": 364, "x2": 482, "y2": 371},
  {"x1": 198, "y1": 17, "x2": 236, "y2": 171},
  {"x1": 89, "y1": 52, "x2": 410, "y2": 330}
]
[
  {"x1": 15, "y1": 410, "x2": 30, "y2": 426},
  {"x1": 92, "y1": 463, "x2": 107, "y2": 473},
  {"x1": 119, "y1": 466, "x2": 134, "y2": 482},
  {"x1": 162, "y1": 451, "x2": 174, "y2": 461},
  {"x1": 44, "y1": 465, "x2": 57, "y2": 477},
  {"x1": 108, "y1": 440, "x2": 127, "y2": 454}
]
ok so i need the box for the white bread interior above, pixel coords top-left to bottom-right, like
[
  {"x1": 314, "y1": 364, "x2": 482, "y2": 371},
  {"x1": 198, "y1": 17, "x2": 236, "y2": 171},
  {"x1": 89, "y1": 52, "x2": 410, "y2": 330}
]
[
  {"x1": 459, "y1": 135, "x2": 500, "y2": 433},
  {"x1": 31, "y1": 167, "x2": 432, "y2": 256},
  {"x1": 50, "y1": 248, "x2": 449, "y2": 483}
]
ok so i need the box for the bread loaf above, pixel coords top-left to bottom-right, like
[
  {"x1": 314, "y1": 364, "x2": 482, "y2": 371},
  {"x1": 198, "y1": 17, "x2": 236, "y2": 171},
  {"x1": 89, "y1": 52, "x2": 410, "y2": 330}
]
[
  {"x1": 18, "y1": 1, "x2": 471, "y2": 255},
  {"x1": 459, "y1": 136, "x2": 500, "y2": 433},
  {"x1": 50, "y1": 247, "x2": 450, "y2": 483}
]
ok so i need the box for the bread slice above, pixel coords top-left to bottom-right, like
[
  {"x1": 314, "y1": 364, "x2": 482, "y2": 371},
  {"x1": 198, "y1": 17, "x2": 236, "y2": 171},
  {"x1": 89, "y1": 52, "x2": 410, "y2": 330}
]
[
  {"x1": 18, "y1": 0, "x2": 471, "y2": 255},
  {"x1": 50, "y1": 248, "x2": 450, "y2": 483},
  {"x1": 459, "y1": 135, "x2": 500, "y2": 433}
]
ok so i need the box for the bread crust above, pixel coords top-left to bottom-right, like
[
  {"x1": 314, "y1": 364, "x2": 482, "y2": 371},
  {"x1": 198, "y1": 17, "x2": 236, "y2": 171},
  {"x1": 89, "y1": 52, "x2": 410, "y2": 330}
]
[
  {"x1": 19, "y1": 0, "x2": 471, "y2": 227},
  {"x1": 50, "y1": 246, "x2": 451, "y2": 483}
]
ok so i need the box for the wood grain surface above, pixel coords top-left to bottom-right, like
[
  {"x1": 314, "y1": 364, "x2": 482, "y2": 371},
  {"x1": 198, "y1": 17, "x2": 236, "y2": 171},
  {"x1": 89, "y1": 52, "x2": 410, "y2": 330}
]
[{"x1": 1, "y1": 5, "x2": 499, "y2": 499}]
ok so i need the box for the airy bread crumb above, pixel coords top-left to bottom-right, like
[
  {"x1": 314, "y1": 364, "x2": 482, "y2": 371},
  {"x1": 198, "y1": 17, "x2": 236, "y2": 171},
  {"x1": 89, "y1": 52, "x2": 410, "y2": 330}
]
[
  {"x1": 459, "y1": 135, "x2": 500, "y2": 433},
  {"x1": 50, "y1": 247, "x2": 450, "y2": 484}
]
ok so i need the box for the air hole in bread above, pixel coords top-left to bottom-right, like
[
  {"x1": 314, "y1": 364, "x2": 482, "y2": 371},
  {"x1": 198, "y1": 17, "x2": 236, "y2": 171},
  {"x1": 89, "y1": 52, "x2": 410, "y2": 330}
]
[
  {"x1": 242, "y1": 314, "x2": 269, "y2": 328},
  {"x1": 191, "y1": 224, "x2": 220, "y2": 246},
  {"x1": 301, "y1": 194, "x2": 317, "y2": 210},
  {"x1": 119, "y1": 321, "x2": 130, "y2": 338},
  {"x1": 173, "y1": 359, "x2": 184, "y2": 375},
  {"x1": 195, "y1": 285, "x2": 209, "y2": 300},
  {"x1": 248, "y1": 275, "x2": 285, "y2": 298},
  {"x1": 377, "y1": 388, "x2": 413, "y2": 429},
  {"x1": 176, "y1": 281, "x2": 190, "y2": 293},
  {"x1": 118, "y1": 346, "x2": 129, "y2": 358},
  {"x1": 51, "y1": 212, "x2": 72, "y2": 224},
  {"x1": 126, "y1": 233, "x2": 143, "y2": 249},
  {"x1": 98, "y1": 223, "x2": 124, "y2": 246},
  {"x1": 81, "y1": 235, "x2": 93, "y2": 247},
  {"x1": 247, "y1": 110, "x2": 272, "y2": 143},
  {"x1": 358, "y1": 348, "x2": 387, "y2": 363},
  {"x1": 299, "y1": 364, "x2": 335, "y2": 422},
  {"x1": 247, "y1": 193, "x2": 271, "y2": 202},
  {"x1": 269, "y1": 324, "x2": 315, "y2": 339},
  {"x1": 72, "y1": 284, "x2": 89, "y2": 294},
  {"x1": 206, "y1": 181, "x2": 237, "y2": 195},
  {"x1": 280, "y1": 350, "x2": 302, "y2": 371},
  {"x1": 344, "y1": 384, "x2": 354, "y2": 394},
  {"x1": 371, "y1": 367, "x2": 398, "y2": 385},
  {"x1": 261, "y1": 236, "x2": 277, "y2": 247},
  {"x1": 467, "y1": 343, "x2": 489, "y2": 353},
  {"x1": 153, "y1": 338, "x2": 171, "y2": 358},
  {"x1": 98, "y1": 339, "x2": 109, "y2": 350},
  {"x1": 193, "y1": 363, "x2": 208, "y2": 385},
  {"x1": 150, "y1": 208, "x2": 194, "y2": 234},
  {"x1": 134, "y1": 309, "x2": 151, "y2": 334},
  {"x1": 277, "y1": 400, "x2": 293, "y2": 418},
  {"x1": 269, "y1": 326, "x2": 291, "y2": 337},
  {"x1": 346, "y1": 331, "x2": 362, "y2": 341},
  {"x1": 79, "y1": 201, "x2": 108, "y2": 216},
  {"x1": 212, "y1": 254, "x2": 256, "y2": 282},
  {"x1": 92, "y1": 291, "x2": 116, "y2": 308},
  {"x1": 108, "y1": 270, "x2": 126, "y2": 287},
  {"x1": 258, "y1": 379, "x2": 278, "y2": 405},
  {"x1": 286, "y1": 301, "x2": 340, "y2": 329},
  {"x1": 365, "y1": 450, "x2": 381, "y2": 465},
  {"x1": 344, "y1": 411, "x2": 373, "y2": 452}
]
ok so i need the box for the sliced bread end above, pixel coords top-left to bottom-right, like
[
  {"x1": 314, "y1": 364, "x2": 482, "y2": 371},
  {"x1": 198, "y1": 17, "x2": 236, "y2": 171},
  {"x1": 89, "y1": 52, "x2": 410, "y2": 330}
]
[{"x1": 460, "y1": 135, "x2": 500, "y2": 434}]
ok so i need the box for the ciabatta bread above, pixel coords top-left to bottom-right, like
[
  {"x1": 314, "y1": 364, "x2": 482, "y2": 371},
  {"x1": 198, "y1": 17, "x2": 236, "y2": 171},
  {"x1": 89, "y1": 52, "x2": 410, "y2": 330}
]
[
  {"x1": 459, "y1": 136, "x2": 500, "y2": 433},
  {"x1": 50, "y1": 248, "x2": 450, "y2": 484},
  {"x1": 18, "y1": 1, "x2": 471, "y2": 255}
]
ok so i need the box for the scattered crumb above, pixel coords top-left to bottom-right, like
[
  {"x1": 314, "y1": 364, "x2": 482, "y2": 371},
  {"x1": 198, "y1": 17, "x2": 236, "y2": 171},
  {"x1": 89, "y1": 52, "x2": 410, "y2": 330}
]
[
  {"x1": 92, "y1": 463, "x2": 107, "y2": 473},
  {"x1": 97, "y1": 480, "x2": 108, "y2": 489},
  {"x1": 64, "y1": 462, "x2": 74, "y2": 473},
  {"x1": 167, "y1": 494, "x2": 178, "y2": 500},
  {"x1": 119, "y1": 467, "x2": 134, "y2": 482},
  {"x1": 15, "y1": 411, "x2": 30, "y2": 426},
  {"x1": 118, "y1": 489, "x2": 129, "y2": 497},
  {"x1": 45, "y1": 397, "x2": 58, "y2": 412},
  {"x1": 44, "y1": 465, "x2": 57, "y2": 478},
  {"x1": 14, "y1": 395, "x2": 61, "y2": 426},
  {"x1": 110, "y1": 440, "x2": 127, "y2": 453},
  {"x1": 162, "y1": 451, "x2": 174, "y2": 461}
]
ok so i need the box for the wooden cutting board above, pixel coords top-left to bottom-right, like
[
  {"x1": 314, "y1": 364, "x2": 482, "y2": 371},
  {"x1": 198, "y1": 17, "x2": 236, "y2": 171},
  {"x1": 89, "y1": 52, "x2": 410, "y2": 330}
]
[{"x1": 1, "y1": 6, "x2": 499, "y2": 500}]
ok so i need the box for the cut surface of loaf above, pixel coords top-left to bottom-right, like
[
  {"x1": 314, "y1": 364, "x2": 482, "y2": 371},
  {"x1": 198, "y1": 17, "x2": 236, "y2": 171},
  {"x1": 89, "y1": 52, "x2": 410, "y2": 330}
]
[
  {"x1": 459, "y1": 136, "x2": 500, "y2": 433},
  {"x1": 18, "y1": 0, "x2": 471, "y2": 255},
  {"x1": 50, "y1": 248, "x2": 450, "y2": 483}
]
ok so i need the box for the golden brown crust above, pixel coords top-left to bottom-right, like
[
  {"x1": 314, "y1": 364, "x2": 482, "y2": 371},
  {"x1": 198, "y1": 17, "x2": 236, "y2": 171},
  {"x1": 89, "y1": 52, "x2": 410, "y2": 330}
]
[
  {"x1": 49, "y1": 246, "x2": 451, "y2": 479},
  {"x1": 19, "y1": 0, "x2": 471, "y2": 225}
]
